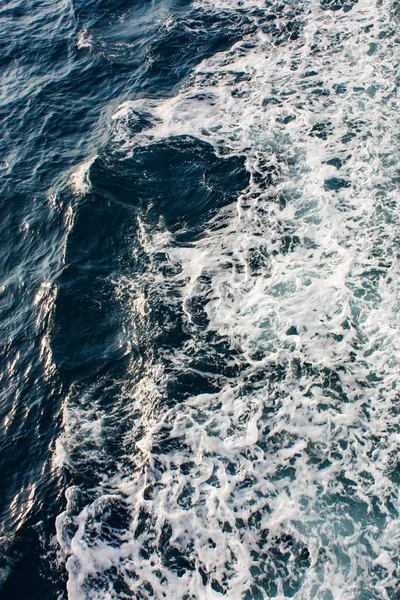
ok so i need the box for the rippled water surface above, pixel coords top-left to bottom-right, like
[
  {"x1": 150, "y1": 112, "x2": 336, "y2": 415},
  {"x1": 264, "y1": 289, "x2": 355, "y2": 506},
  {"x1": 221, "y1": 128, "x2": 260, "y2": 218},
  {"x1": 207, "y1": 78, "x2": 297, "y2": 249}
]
[{"x1": 1, "y1": 0, "x2": 399, "y2": 598}]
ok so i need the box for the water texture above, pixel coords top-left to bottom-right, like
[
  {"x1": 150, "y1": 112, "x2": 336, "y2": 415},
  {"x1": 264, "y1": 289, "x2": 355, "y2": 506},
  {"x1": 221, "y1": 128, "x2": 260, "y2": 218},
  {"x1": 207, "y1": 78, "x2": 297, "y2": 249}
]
[{"x1": 0, "y1": 0, "x2": 399, "y2": 598}]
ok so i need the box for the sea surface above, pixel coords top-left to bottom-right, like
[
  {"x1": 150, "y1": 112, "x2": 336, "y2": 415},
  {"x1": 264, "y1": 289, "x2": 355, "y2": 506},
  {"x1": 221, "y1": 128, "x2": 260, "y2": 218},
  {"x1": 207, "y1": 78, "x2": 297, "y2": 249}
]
[{"x1": 1, "y1": 0, "x2": 400, "y2": 598}]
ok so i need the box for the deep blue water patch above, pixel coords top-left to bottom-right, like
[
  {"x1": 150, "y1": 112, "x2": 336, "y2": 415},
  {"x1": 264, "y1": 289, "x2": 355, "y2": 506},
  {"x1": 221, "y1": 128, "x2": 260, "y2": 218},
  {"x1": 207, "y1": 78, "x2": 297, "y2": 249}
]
[
  {"x1": 51, "y1": 138, "x2": 247, "y2": 377},
  {"x1": 0, "y1": 0, "x2": 250, "y2": 596}
]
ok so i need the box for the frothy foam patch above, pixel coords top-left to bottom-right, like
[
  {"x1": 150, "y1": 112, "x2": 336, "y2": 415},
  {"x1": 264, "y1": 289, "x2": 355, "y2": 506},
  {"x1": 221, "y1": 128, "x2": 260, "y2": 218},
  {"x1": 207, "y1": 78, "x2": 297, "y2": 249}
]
[
  {"x1": 76, "y1": 29, "x2": 93, "y2": 50},
  {"x1": 57, "y1": 0, "x2": 400, "y2": 598},
  {"x1": 68, "y1": 156, "x2": 96, "y2": 195}
]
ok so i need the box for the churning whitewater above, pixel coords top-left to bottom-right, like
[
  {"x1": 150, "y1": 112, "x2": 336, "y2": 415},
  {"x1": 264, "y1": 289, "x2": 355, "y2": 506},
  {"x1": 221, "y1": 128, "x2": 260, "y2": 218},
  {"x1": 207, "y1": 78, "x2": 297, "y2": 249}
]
[{"x1": 55, "y1": 0, "x2": 400, "y2": 598}]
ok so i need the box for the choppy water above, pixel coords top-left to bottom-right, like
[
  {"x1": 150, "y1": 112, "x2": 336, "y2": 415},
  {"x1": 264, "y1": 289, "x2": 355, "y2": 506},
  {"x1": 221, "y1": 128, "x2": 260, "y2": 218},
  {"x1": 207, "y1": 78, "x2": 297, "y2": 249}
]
[{"x1": 1, "y1": 0, "x2": 400, "y2": 598}]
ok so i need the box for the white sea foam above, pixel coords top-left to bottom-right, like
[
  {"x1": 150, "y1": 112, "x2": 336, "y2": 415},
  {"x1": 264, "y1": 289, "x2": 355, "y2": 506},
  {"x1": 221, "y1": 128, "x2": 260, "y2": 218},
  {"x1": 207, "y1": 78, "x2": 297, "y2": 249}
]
[
  {"x1": 57, "y1": 0, "x2": 400, "y2": 598},
  {"x1": 76, "y1": 30, "x2": 93, "y2": 50},
  {"x1": 68, "y1": 156, "x2": 96, "y2": 195}
]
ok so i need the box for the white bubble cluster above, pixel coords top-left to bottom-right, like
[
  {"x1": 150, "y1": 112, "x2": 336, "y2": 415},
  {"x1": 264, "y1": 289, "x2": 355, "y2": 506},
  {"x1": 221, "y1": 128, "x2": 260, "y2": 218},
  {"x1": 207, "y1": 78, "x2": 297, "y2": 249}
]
[{"x1": 58, "y1": 0, "x2": 400, "y2": 598}]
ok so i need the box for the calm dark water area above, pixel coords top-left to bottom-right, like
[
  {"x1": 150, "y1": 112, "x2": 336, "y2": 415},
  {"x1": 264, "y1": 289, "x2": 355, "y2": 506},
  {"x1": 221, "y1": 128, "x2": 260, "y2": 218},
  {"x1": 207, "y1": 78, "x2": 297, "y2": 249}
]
[{"x1": 1, "y1": 0, "x2": 399, "y2": 598}]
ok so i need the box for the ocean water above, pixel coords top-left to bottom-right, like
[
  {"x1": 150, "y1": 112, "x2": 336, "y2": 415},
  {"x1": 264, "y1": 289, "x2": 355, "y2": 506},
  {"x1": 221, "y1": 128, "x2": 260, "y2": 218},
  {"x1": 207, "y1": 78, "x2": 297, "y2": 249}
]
[{"x1": 0, "y1": 0, "x2": 399, "y2": 598}]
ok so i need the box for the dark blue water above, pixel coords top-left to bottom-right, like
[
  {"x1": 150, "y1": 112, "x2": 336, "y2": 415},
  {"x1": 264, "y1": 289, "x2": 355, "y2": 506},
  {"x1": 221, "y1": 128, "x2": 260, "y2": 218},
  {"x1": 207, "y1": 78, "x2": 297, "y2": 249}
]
[
  {"x1": 0, "y1": 1, "x2": 247, "y2": 595},
  {"x1": 1, "y1": 0, "x2": 399, "y2": 598}
]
